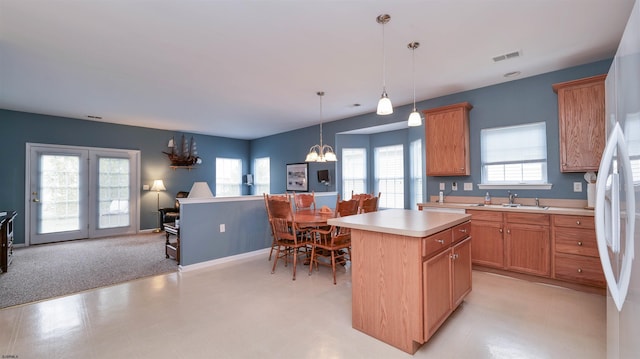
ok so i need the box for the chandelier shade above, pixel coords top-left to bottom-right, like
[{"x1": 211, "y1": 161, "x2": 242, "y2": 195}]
[{"x1": 306, "y1": 91, "x2": 337, "y2": 162}]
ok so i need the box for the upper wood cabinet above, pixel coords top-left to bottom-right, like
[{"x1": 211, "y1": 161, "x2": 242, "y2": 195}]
[
  {"x1": 423, "y1": 102, "x2": 472, "y2": 176},
  {"x1": 552, "y1": 74, "x2": 606, "y2": 172}
]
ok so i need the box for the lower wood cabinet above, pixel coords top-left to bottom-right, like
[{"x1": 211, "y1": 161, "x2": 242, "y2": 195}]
[
  {"x1": 424, "y1": 236, "x2": 472, "y2": 341},
  {"x1": 504, "y1": 212, "x2": 550, "y2": 276},
  {"x1": 351, "y1": 220, "x2": 471, "y2": 354},
  {"x1": 468, "y1": 210, "x2": 504, "y2": 268},
  {"x1": 551, "y1": 215, "x2": 605, "y2": 287},
  {"x1": 468, "y1": 209, "x2": 604, "y2": 290}
]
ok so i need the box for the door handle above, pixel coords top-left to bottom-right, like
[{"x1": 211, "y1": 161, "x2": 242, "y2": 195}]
[{"x1": 32, "y1": 191, "x2": 40, "y2": 202}]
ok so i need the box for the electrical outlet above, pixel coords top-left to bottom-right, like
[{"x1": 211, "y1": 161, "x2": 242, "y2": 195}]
[
  {"x1": 439, "y1": 182, "x2": 445, "y2": 191},
  {"x1": 142, "y1": 184, "x2": 150, "y2": 191},
  {"x1": 220, "y1": 224, "x2": 226, "y2": 232},
  {"x1": 452, "y1": 182, "x2": 458, "y2": 191},
  {"x1": 573, "y1": 182, "x2": 583, "y2": 192},
  {"x1": 463, "y1": 182, "x2": 473, "y2": 191}
]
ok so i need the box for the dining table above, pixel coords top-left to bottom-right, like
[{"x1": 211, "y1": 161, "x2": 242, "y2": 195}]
[{"x1": 294, "y1": 208, "x2": 335, "y2": 227}]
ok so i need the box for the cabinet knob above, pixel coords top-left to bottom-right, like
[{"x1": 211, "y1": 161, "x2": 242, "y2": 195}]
[
  {"x1": 499, "y1": 228, "x2": 503, "y2": 233},
  {"x1": 577, "y1": 268, "x2": 583, "y2": 273},
  {"x1": 436, "y1": 239, "x2": 445, "y2": 244},
  {"x1": 507, "y1": 229, "x2": 511, "y2": 234},
  {"x1": 577, "y1": 241, "x2": 583, "y2": 246},
  {"x1": 576, "y1": 220, "x2": 581, "y2": 225},
  {"x1": 459, "y1": 229, "x2": 467, "y2": 233}
]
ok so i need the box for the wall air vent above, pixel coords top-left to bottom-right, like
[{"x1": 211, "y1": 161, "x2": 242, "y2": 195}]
[{"x1": 492, "y1": 50, "x2": 522, "y2": 62}]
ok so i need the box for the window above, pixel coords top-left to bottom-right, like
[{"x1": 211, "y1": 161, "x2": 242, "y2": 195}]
[
  {"x1": 342, "y1": 148, "x2": 366, "y2": 199},
  {"x1": 410, "y1": 139, "x2": 423, "y2": 209},
  {"x1": 253, "y1": 157, "x2": 270, "y2": 195},
  {"x1": 216, "y1": 157, "x2": 242, "y2": 196},
  {"x1": 375, "y1": 144, "x2": 404, "y2": 208},
  {"x1": 481, "y1": 122, "x2": 548, "y2": 185}
]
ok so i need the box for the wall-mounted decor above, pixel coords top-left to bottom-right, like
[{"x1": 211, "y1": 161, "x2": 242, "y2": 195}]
[
  {"x1": 163, "y1": 134, "x2": 202, "y2": 168},
  {"x1": 286, "y1": 163, "x2": 308, "y2": 192}
]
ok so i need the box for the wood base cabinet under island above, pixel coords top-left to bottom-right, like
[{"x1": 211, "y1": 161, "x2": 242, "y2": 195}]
[{"x1": 328, "y1": 209, "x2": 471, "y2": 354}]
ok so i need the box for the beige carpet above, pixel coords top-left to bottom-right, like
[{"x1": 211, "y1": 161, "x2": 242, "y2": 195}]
[{"x1": 0, "y1": 233, "x2": 178, "y2": 309}]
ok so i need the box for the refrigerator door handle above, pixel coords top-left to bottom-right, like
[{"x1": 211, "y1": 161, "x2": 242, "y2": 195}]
[{"x1": 595, "y1": 122, "x2": 636, "y2": 312}]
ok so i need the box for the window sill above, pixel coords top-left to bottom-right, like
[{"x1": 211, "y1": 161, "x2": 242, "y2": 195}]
[{"x1": 477, "y1": 183, "x2": 553, "y2": 190}]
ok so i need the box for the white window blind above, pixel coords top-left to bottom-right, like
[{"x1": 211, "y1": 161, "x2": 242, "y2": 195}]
[
  {"x1": 253, "y1": 157, "x2": 270, "y2": 195},
  {"x1": 410, "y1": 139, "x2": 423, "y2": 210},
  {"x1": 481, "y1": 122, "x2": 548, "y2": 184},
  {"x1": 375, "y1": 144, "x2": 404, "y2": 208},
  {"x1": 216, "y1": 157, "x2": 242, "y2": 196},
  {"x1": 342, "y1": 148, "x2": 366, "y2": 199}
]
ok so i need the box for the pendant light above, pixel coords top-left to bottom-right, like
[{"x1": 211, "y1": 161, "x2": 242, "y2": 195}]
[
  {"x1": 376, "y1": 14, "x2": 393, "y2": 115},
  {"x1": 305, "y1": 91, "x2": 337, "y2": 162},
  {"x1": 407, "y1": 41, "x2": 422, "y2": 127}
]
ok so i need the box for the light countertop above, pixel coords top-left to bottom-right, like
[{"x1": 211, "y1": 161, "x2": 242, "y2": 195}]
[
  {"x1": 327, "y1": 209, "x2": 471, "y2": 238},
  {"x1": 418, "y1": 202, "x2": 594, "y2": 216}
]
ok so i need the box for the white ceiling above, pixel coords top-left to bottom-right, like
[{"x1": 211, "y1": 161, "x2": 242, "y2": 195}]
[{"x1": 0, "y1": 0, "x2": 635, "y2": 140}]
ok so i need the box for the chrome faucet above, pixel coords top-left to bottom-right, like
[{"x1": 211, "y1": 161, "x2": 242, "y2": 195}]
[
  {"x1": 508, "y1": 191, "x2": 518, "y2": 205},
  {"x1": 535, "y1": 197, "x2": 540, "y2": 207}
]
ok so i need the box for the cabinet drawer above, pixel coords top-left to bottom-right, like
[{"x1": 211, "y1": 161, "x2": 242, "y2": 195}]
[
  {"x1": 452, "y1": 221, "x2": 471, "y2": 243},
  {"x1": 553, "y1": 215, "x2": 595, "y2": 229},
  {"x1": 505, "y1": 212, "x2": 549, "y2": 225},
  {"x1": 466, "y1": 210, "x2": 502, "y2": 222},
  {"x1": 554, "y1": 253, "x2": 605, "y2": 287},
  {"x1": 423, "y1": 229, "x2": 452, "y2": 258},
  {"x1": 555, "y1": 228, "x2": 598, "y2": 257}
]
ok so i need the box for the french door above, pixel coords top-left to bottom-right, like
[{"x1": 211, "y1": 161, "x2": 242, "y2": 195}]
[{"x1": 27, "y1": 144, "x2": 140, "y2": 245}]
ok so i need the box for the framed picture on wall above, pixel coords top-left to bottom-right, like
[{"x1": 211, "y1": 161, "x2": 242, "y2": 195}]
[{"x1": 286, "y1": 163, "x2": 309, "y2": 192}]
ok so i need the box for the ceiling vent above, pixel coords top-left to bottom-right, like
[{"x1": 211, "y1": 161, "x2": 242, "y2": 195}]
[{"x1": 492, "y1": 50, "x2": 521, "y2": 62}]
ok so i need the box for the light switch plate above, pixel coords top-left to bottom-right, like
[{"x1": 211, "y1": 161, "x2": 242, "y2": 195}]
[
  {"x1": 573, "y1": 182, "x2": 583, "y2": 192},
  {"x1": 464, "y1": 182, "x2": 473, "y2": 191},
  {"x1": 142, "y1": 185, "x2": 150, "y2": 191},
  {"x1": 452, "y1": 182, "x2": 458, "y2": 191},
  {"x1": 220, "y1": 224, "x2": 226, "y2": 232}
]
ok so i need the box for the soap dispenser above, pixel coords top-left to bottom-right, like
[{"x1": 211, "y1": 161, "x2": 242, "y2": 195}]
[{"x1": 484, "y1": 192, "x2": 491, "y2": 205}]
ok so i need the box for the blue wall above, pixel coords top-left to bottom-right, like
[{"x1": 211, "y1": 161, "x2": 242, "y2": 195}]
[
  {"x1": 0, "y1": 58, "x2": 611, "y2": 246},
  {"x1": 252, "y1": 59, "x2": 612, "y2": 204},
  {"x1": 0, "y1": 110, "x2": 251, "y2": 244}
]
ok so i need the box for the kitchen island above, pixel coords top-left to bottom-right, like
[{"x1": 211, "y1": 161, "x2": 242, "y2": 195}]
[{"x1": 328, "y1": 209, "x2": 472, "y2": 354}]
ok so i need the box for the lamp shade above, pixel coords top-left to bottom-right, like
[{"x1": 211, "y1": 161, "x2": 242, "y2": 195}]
[
  {"x1": 408, "y1": 110, "x2": 422, "y2": 127},
  {"x1": 188, "y1": 182, "x2": 214, "y2": 198},
  {"x1": 377, "y1": 93, "x2": 393, "y2": 115},
  {"x1": 150, "y1": 180, "x2": 166, "y2": 192}
]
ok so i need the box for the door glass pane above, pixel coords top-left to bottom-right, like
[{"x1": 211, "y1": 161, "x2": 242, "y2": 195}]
[
  {"x1": 98, "y1": 157, "x2": 130, "y2": 229},
  {"x1": 39, "y1": 155, "x2": 80, "y2": 233}
]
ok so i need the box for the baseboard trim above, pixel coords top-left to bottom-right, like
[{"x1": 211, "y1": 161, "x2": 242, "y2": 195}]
[{"x1": 178, "y1": 248, "x2": 270, "y2": 272}]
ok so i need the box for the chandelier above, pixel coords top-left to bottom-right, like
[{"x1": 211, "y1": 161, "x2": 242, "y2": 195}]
[{"x1": 305, "y1": 91, "x2": 337, "y2": 162}]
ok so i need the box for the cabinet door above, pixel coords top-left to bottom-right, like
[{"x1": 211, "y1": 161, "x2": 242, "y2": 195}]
[
  {"x1": 452, "y1": 237, "x2": 472, "y2": 309},
  {"x1": 554, "y1": 75, "x2": 606, "y2": 172},
  {"x1": 470, "y1": 220, "x2": 504, "y2": 268},
  {"x1": 505, "y1": 223, "x2": 550, "y2": 276},
  {"x1": 423, "y1": 249, "x2": 452, "y2": 341},
  {"x1": 424, "y1": 102, "x2": 471, "y2": 176}
]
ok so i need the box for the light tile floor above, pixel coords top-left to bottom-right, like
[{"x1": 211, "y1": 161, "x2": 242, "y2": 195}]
[{"x1": 0, "y1": 254, "x2": 605, "y2": 358}]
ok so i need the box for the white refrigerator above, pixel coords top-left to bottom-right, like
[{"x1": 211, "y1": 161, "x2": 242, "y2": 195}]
[{"x1": 596, "y1": 1, "x2": 640, "y2": 358}]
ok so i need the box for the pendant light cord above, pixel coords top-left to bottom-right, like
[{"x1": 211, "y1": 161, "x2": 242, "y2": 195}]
[
  {"x1": 382, "y1": 23, "x2": 386, "y2": 90},
  {"x1": 412, "y1": 44, "x2": 416, "y2": 110}
]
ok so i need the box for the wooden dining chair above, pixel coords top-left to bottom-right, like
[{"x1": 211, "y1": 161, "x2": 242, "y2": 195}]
[
  {"x1": 293, "y1": 191, "x2": 316, "y2": 211},
  {"x1": 360, "y1": 192, "x2": 381, "y2": 213},
  {"x1": 308, "y1": 197, "x2": 359, "y2": 284},
  {"x1": 263, "y1": 193, "x2": 290, "y2": 261},
  {"x1": 268, "y1": 197, "x2": 311, "y2": 280}
]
